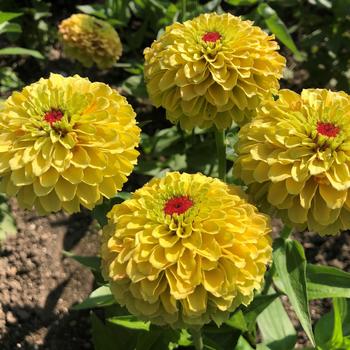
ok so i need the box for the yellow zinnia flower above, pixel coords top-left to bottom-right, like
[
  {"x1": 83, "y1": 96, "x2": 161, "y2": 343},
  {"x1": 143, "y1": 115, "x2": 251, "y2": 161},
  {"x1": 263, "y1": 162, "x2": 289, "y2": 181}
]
[
  {"x1": 58, "y1": 14, "x2": 122, "y2": 69},
  {"x1": 0, "y1": 73, "x2": 140, "y2": 214},
  {"x1": 144, "y1": 12, "x2": 285, "y2": 130},
  {"x1": 101, "y1": 172, "x2": 272, "y2": 327},
  {"x1": 234, "y1": 89, "x2": 350, "y2": 236}
]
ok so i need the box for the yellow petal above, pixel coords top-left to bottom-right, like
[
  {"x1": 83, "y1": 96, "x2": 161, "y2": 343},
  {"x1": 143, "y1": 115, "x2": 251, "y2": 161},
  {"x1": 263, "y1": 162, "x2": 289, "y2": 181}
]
[
  {"x1": 39, "y1": 190, "x2": 62, "y2": 213},
  {"x1": 55, "y1": 177, "x2": 77, "y2": 201},
  {"x1": 61, "y1": 166, "x2": 83, "y2": 184},
  {"x1": 184, "y1": 286, "x2": 207, "y2": 314},
  {"x1": 267, "y1": 182, "x2": 288, "y2": 206},
  {"x1": 76, "y1": 182, "x2": 100, "y2": 206},
  {"x1": 319, "y1": 184, "x2": 347, "y2": 209},
  {"x1": 40, "y1": 167, "x2": 59, "y2": 187}
]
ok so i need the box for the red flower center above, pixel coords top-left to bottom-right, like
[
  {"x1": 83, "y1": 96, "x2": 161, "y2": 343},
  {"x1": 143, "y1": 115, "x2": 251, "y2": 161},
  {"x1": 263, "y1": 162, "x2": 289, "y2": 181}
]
[
  {"x1": 202, "y1": 31, "x2": 221, "y2": 43},
  {"x1": 164, "y1": 196, "x2": 193, "y2": 216},
  {"x1": 44, "y1": 109, "x2": 64, "y2": 124},
  {"x1": 317, "y1": 122, "x2": 340, "y2": 138}
]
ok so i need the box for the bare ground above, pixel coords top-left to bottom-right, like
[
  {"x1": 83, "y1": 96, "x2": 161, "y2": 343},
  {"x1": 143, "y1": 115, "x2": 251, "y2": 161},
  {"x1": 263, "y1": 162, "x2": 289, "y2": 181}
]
[{"x1": 0, "y1": 200, "x2": 99, "y2": 350}]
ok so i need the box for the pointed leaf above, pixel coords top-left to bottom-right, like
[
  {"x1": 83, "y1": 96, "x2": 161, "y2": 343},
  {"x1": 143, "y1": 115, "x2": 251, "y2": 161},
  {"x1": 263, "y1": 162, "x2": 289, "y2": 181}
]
[
  {"x1": 306, "y1": 264, "x2": 350, "y2": 300},
  {"x1": 257, "y1": 4, "x2": 302, "y2": 60},
  {"x1": 257, "y1": 287, "x2": 297, "y2": 350},
  {"x1": 338, "y1": 298, "x2": 350, "y2": 336},
  {"x1": 315, "y1": 298, "x2": 344, "y2": 349},
  {"x1": 273, "y1": 238, "x2": 315, "y2": 346},
  {"x1": 0, "y1": 47, "x2": 44, "y2": 59},
  {"x1": 91, "y1": 312, "x2": 138, "y2": 350},
  {"x1": 107, "y1": 315, "x2": 150, "y2": 331},
  {"x1": 0, "y1": 12, "x2": 22, "y2": 25},
  {"x1": 225, "y1": 0, "x2": 258, "y2": 5},
  {"x1": 243, "y1": 293, "x2": 280, "y2": 330},
  {"x1": 62, "y1": 250, "x2": 101, "y2": 271},
  {"x1": 72, "y1": 285, "x2": 114, "y2": 310},
  {"x1": 235, "y1": 336, "x2": 255, "y2": 350},
  {"x1": 225, "y1": 310, "x2": 247, "y2": 331}
]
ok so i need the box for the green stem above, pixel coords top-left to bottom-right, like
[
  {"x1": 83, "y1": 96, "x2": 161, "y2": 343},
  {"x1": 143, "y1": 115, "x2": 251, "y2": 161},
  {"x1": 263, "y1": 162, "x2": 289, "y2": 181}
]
[
  {"x1": 190, "y1": 328, "x2": 203, "y2": 350},
  {"x1": 280, "y1": 225, "x2": 293, "y2": 240},
  {"x1": 243, "y1": 331, "x2": 256, "y2": 348},
  {"x1": 114, "y1": 62, "x2": 132, "y2": 68},
  {"x1": 261, "y1": 263, "x2": 275, "y2": 295},
  {"x1": 215, "y1": 128, "x2": 227, "y2": 182},
  {"x1": 181, "y1": 0, "x2": 187, "y2": 21}
]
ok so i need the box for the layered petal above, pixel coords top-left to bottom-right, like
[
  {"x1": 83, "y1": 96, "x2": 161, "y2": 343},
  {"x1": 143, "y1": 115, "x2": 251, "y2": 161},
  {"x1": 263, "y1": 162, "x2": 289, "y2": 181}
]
[
  {"x1": 101, "y1": 172, "x2": 272, "y2": 328},
  {"x1": 234, "y1": 89, "x2": 350, "y2": 236},
  {"x1": 0, "y1": 73, "x2": 140, "y2": 214},
  {"x1": 144, "y1": 12, "x2": 285, "y2": 130},
  {"x1": 58, "y1": 14, "x2": 122, "y2": 69}
]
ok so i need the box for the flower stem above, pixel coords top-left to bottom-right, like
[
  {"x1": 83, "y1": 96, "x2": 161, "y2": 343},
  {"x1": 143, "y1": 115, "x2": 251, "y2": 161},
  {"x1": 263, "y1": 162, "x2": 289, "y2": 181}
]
[
  {"x1": 215, "y1": 128, "x2": 227, "y2": 182},
  {"x1": 190, "y1": 328, "x2": 203, "y2": 350},
  {"x1": 261, "y1": 263, "x2": 275, "y2": 295},
  {"x1": 181, "y1": 0, "x2": 187, "y2": 21},
  {"x1": 281, "y1": 225, "x2": 293, "y2": 239},
  {"x1": 114, "y1": 62, "x2": 132, "y2": 68}
]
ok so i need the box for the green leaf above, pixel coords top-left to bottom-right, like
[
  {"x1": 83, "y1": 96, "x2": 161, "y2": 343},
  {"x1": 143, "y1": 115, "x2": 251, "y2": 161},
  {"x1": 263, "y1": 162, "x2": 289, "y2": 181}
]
[
  {"x1": 309, "y1": 0, "x2": 332, "y2": 8},
  {"x1": 0, "y1": 194, "x2": 16, "y2": 243},
  {"x1": 72, "y1": 285, "x2": 115, "y2": 310},
  {"x1": 235, "y1": 336, "x2": 255, "y2": 350},
  {"x1": 0, "y1": 47, "x2": 44, "y2": 59},
  {"x1": 256, "y1": 345, "x2": 271, "y2": 350},
  {"x1": 225, "y1": 0, "x2": 258, "y2": 5},
  {"x1": 306, "y1": 264, "x2": 350, "y2": 300},
  {"x1": 315, "y1": 298, "x2": 344, "y2": 349},
  {"x1": 91, "y1": 312, "x2": 138, "y2": 350},
  {"x1": 203, "y1": 323, "x2": 241, "y2": 350},
  {"x1": 62, "y1": 250, "x2": 101, "y2": 271},
  {"x1": 257, "y1": 3, "x2": 302, "y2": 60},
  {"x1": 176, "y1": 329, "x2": 192, "y2": 347},
  {"x1": 225, "y1": 310, "x2": 247, "y2": 331},
  {"x1": 153, "y1": 126, "x2": 181, "y2": 153},
  {"x1": 273, "y1": 239, "x2": 315, "y2": 346},
  {"x1": 257, "y1": 287, "x2": 297, "y2": 350},
  {"x1": 0, "y1": 12, "x2": 22, "y2": 25},
  {"x1": 107, "y1": 315, "x2": 150, "y2": 331},
  {"x1": 0, "y1": 22, "x2": 21, "y2": 35},
  {"x1": 120, "y1": 75, "x2": 147, "y2": 98},
  {"x1": 243, "y1": 293, "x2": 280, "y2": 330},
  {"x1": 76, "y1": 5, "x2": 107, "y2": 19},
  {"x1": 92, "y1": 192, "x2": 130, "y2": 226},
  {"x1": 338, "y1": 298, "x2": 350, "y2": 336},
  {"x1": 136, "y1": 329, "x2": 162, "y2": 350}
]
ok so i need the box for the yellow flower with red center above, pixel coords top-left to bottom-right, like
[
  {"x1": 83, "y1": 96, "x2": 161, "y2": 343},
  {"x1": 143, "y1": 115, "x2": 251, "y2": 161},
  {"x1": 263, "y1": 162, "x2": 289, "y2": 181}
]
[
  {"x1": 101, "y1": 172, "x2": 272, "y2": 327},
  {"x1": 58, "y1": 14, "x2": 122, "y2": 69},
  {"x1": 144, "y1": 12, "x2": 285, "y2": 130},
  {"x1": 234, "y1": 89, "x2": 350, "y2": 235},
  {"x1": 0, "y1": 73, "x2": 140, "y2": 214}
]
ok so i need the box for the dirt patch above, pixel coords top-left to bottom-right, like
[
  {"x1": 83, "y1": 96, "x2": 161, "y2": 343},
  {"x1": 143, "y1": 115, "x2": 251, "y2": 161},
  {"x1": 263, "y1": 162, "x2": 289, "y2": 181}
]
[{"x1": 0, "y1": 200, "x2": 100, "y2": 350}]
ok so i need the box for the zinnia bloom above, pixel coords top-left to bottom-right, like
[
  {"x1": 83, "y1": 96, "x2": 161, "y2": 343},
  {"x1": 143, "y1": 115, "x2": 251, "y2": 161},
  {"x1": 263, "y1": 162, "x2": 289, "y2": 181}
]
[
  {"x1": 58, "y1": 14, "x2": 122, "y2": 69},
  {"x1": 0, "y1": 73, "x2": 140, "y2": 214},
  {"x1": 144, "y1": 12, "x2": 285, "y2": 130},
  {"x1": 101, "y1": 172, "x2": 272, "y2": 327},
  {"x1": 234, "y1": 89, "x2": 350, "y2": 236}
]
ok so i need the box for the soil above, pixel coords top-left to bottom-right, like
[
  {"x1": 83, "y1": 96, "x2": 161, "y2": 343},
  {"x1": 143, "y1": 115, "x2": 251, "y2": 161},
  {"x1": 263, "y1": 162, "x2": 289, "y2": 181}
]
[
  {"x1": 0, "y1": 199, "x2": 100, "y2": 350},
  {"x1": 0, "y1": 202, "x2": 349, "y2": 349}
]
